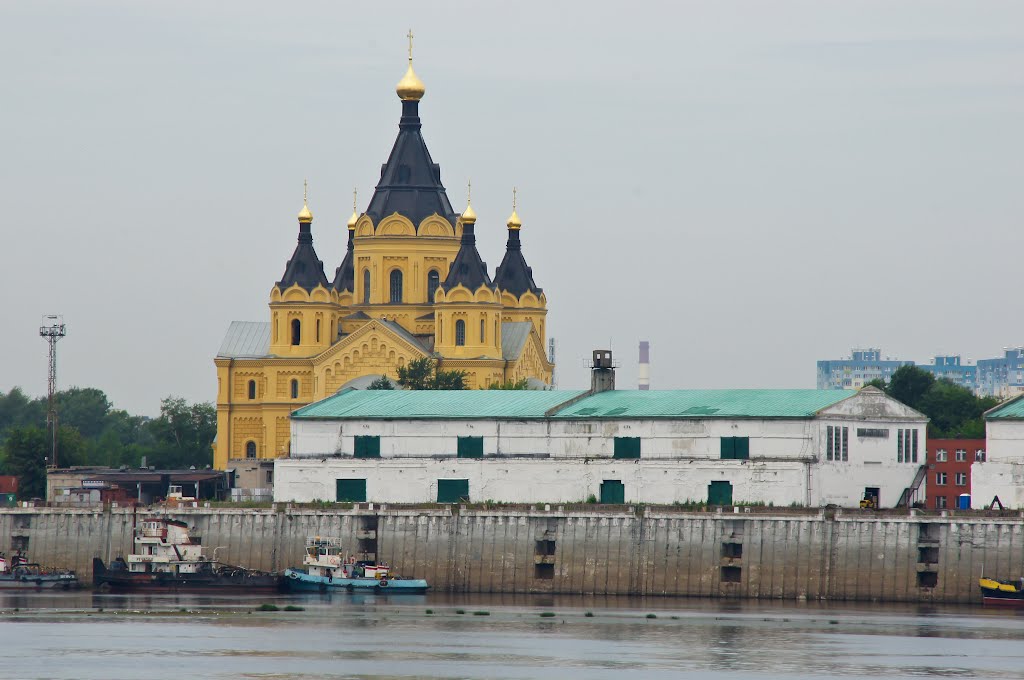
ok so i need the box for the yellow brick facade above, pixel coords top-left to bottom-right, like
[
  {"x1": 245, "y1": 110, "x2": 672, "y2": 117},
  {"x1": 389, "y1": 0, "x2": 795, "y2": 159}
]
[{"x1": 213, "y1": 57, "x2": 553, "y2": 472}]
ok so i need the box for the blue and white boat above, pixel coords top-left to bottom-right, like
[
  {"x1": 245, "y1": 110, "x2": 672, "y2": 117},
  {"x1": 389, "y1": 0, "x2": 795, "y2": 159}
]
[{"x1": 283, "y1": 536, "x2": 428, "y2": 593}]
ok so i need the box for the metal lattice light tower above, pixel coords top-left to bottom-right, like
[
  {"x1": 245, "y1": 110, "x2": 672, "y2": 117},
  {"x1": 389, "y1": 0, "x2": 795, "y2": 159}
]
[{"x1": 39, "y1": 315, "x2": 66, "y2": 469}]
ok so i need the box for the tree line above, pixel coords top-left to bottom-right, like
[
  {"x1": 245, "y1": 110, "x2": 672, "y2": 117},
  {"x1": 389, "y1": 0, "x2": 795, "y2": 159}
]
[
  {"x1": 0, "y1": 387, "x2": 215, "y2": 499},
  {"x1": 868, "y1": 365, "x2": 1000, "y2": 439}
]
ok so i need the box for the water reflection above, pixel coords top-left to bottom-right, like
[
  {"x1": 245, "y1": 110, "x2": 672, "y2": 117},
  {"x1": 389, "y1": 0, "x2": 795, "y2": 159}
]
[{"x1": 1, "y1": 593, "x2": 1024, "y2": 679}]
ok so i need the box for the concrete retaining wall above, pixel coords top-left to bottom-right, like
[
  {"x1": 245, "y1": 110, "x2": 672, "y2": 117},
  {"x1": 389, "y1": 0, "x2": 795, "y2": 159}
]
[{"x1": 2, "y1": 506, "x2": 1021, "y2": 603}]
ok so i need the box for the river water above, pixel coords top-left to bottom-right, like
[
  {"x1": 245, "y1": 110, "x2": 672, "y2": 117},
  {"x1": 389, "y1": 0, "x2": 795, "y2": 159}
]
[{"x1": 2, "y1": 592, "x2": 1024, "y2": 679}]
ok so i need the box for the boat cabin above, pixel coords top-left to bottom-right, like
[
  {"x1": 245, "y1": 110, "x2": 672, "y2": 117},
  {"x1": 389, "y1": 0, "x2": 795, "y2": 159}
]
[
  {"x1": 124, "y1": 519, "x2": 210, "y2": 575},
  {"x1": 302, "y1": 536, "x2": 389, "y2": 580}
]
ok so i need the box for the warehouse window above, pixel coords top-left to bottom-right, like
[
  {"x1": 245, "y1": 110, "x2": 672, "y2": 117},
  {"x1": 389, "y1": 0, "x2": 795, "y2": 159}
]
[
  {"x1": 613, "y1": 437, "x2": 641, "y2": 459},
  {"x1": 720, "y1": 437, "x2": 749, "y2": 460},
  {"x1": 437, "y1": 479, "x2": 470, "y2": 504},
  {"x1": 898, "y1": 429, "x2": 918, "y2": 463},
  {"x1": 336, "y1": 479, "x2": 367, "y2": 503},
  {"x1": 826, "y1": 426, "x2": 848, "y2": 461},
  {"x1": 457, "y1": 436, "x2": 484, "y2": 458},
  {"x1": 354, "y1": 436, "x2": 381, "y2": 458}
]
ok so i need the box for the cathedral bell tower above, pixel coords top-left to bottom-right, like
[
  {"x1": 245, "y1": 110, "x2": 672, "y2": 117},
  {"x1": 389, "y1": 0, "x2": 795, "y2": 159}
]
[{"x1": 268, "y1": 185, "x2": 337, "y2": 358}]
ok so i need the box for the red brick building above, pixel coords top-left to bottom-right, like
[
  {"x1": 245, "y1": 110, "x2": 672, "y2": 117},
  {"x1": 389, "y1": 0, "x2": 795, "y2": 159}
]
[{"x1": 926, "y1": 439, "x2": 985, "y2": 509}]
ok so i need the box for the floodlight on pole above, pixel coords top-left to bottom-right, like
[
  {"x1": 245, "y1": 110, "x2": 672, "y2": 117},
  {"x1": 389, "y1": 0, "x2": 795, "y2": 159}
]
[{"x1": 39, "y1": 315, "x2": 66, "y2": 469}]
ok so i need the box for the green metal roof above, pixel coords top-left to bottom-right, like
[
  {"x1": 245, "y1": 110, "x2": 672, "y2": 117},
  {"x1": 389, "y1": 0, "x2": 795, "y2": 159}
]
[
  {"x1": 554, "y1": 390, "x2": 855, "y2": 419},
  {"x1": 986, "y1": 395, "x2": 1024, "y2": 420},
  {"x1": 292, "y1": 389, "x2": 586, "y2": 420},
  {"x1": 293, "y1": 388, "x2": 856, "y2": 420}
]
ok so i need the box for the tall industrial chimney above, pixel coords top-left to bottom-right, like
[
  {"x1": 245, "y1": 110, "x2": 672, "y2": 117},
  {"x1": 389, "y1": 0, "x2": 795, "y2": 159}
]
[{"x1": 638, "y1": 341, "x2": 650, "y2": 390}]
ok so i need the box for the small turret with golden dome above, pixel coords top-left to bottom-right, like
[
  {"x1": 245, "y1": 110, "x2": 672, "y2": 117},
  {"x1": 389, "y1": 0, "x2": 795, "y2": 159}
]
[
  {"x1": 461, "y1": 181, "x2": 477, "y2": 225},
  {"x1": 494, "y1": 187, "x2": 542, "y2": 297},
  {"x1": 442, "y1": 181, "x2": 493, "y2": 293},
  {"x1": 396, "y1": 29, "x2": 425, "y2": 101},
  {"x1": 332, "y1": 188, "x2": 357, "y2": 294},
  {"x1": 276, "y1": 180, "x2": 329, "y2": 292}
]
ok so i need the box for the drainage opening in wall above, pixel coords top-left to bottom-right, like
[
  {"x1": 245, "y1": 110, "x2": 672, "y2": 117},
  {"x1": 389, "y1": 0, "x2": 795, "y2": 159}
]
[
  {"x1": 535, "y1": 540, "x2": 556, "y2": 556},
  {"x1": 918, "y1": 546, "x2": 939, "y2": 564},
  {"x1": 917, "y1": 571, "x2": 938, "y2": 588},
  {"x1": 721, "y1": 565, "x2": 742, "y2": 583},
  {"x1": 721, "y1": 542, "x2": 743, "y2": 559},
  {"x1": 534, "y1": 563, "x2": 554, "y2": 580}
]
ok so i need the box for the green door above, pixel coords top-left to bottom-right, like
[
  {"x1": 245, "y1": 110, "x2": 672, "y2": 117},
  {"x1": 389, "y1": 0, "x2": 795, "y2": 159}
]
[
  {"x1": 437, "y1": 479, "x2": 469, "y2": 504},
  {"x1": 336, "y1": 479, "x2": 367, "y2": 503},
  {"x1": 708, "y1": 481, "x2": 733, "y2": 506},
  {"x1": 600, "y1": 480, "x2": 625, "y2": 504}
]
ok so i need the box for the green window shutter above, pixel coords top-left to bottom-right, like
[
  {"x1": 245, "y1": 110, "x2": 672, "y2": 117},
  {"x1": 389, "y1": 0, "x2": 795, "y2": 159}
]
[
  {"x1": 336, "y1": 478, "x2": 367, "y2": 503},
  {"x1": 708, "y1": 481, "x2": 733, "y2": 505},
  {"x1": 599, "y1": 480, "x2": 625, "y2": 504},
  {"x1": 734, "y1": 437, "x2": 749, "y2": 460},
  {"x1": 720, "y1": 437, "x2": 736, "y2": 459},
  {"x1": 457, "y1": 436, "x2": 484, "y2": 458},
  {"x1": 613, "y1": 437, "x2": 641, "y2": 459},
  {"x1": 437, "y1": 479, "x2": 470, "y2": 503},
  {"x1": 354, "y1": 436, "x2": 381, "y2": 458}
]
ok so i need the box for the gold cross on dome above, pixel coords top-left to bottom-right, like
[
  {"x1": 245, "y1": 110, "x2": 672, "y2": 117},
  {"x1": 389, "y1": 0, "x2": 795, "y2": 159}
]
[
  {"x1": 303, "y1": 179, "x2": 308, "y2": 203},
  {"x1": 467, "y1": 178, "x2": 472, "y2": 205},
  {"x1": 352, "y1": 187, "x2": 358, "y2": 212},
  {"x1": 407, "y1": 29, "x2": 414, "y2": 62},
  {"x1": 513, "y1": 186, "x2": 518, "y2": 211}
]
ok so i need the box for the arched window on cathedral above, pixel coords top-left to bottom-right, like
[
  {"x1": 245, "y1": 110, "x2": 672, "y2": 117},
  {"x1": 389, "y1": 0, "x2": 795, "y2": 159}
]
[
  {"x1": 390, "y1": 269, "x2": 403, "y2": 304},
  {"x1": 290, "y1": 379, "x2": 299, "y2": 399},
  {"x1": 362, "y1": 269, "x2": 370, "y2": 304},
  {"x1": 427, "y1": 270, "x2": 439, "y2": 302},
  {"x1": 316, "y1": 319, "x2": 320, "y2": 343},
  {"x1": 248, "y1": 380, "x2": 256, "y2": 400},
  {"x1": 480, "y1": 318, "x2": 485, "y2": 342},
  {"x1": 455, "y1": 319, "x2": 466, "y2": 346},
  {"x1": 291, "y1": 319, "x2": 301, "y2": 346},
  {"x1": 246, "y1": 441, "x2": 257, "y2": 459}
]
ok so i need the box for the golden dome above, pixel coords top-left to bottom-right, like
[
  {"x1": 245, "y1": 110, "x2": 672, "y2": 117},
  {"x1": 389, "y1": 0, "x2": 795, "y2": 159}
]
[
  {"x1": 347, "y1": 210, "x2": 359, "y2": 230},
  {"x1": 298, "y1": 180, "x2": 313, "y2": 222},
  {"x1": 506, "y1": 209, "x2": 521, "y2": 230},
  {"x1": 461, "y1": 201, "x2": 477, "y2": 225},
  {"x1": 396, "y1": 62, "x2": 425, "y2": 101}
]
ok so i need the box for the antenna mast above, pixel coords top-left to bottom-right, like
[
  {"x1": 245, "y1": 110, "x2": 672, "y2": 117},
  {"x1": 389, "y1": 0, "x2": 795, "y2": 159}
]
[{"x1": 39, "y1": 315, "x2": 66, "y2": 469}]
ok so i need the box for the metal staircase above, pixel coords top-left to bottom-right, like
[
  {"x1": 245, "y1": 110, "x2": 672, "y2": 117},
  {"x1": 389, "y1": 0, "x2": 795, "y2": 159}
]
[{"x1": 896, "y1": 464, "x2": 928, "y2": 508}]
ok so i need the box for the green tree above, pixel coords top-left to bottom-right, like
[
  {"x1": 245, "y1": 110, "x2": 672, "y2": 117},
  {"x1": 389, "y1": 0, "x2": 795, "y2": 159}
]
[
  {"x1": 396, "y1": 358, "x2": 467, "y2": 390},
  {"x1": 55, "y1": 387, "x2": 112, "y2": 439},
  {"x1": 143, "y1": 397, "x2": 216, "y2": 469},
  {"x1": 3, "y1": 425, "x2": 85, "y2": 498},
  {"x1": 367, "y1": 376, "x2": 395, "y2": 390},
  {"x1": 486, "y1": 378, "x2": 530, "y2": 390},
  {"x1": 886, "y1": 366, "x2": 935, "y2": 410}
]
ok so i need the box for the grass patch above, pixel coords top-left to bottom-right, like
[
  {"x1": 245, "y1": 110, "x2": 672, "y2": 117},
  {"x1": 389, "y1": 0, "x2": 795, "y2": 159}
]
[
  {"x1": 256, "y1": 603, "x2": 279, "y2": 612},
  {"x1": 584, "y1": 611, "x2": 594, "y2": 617},
  {"x1": 283, "y1": 605, "x2": 305, "y2": 612},
  {"x1": 425, "y1": 609, "x2": 433, "y2": 615},
  {"x1": 539, "y1": 612, "x2": 556, "y2": 618},
  {"x1": 472, "y1": 611, "x2": 490, "y2": 616}
]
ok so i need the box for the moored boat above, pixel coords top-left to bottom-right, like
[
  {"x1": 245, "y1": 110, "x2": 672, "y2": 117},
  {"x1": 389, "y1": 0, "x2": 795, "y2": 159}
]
[
  {"x1": 93, "y1": 517, "x2": 281, "y2": 593},
  {"x1": 979, "y1": 576, "x2": 1024, "y2": 607},
  {"x1": 0, "y1": 551, "x2": 78, "y2": 590},
  {"x1": 283, "y1": 536, "x2": 428, "y2": 593}
]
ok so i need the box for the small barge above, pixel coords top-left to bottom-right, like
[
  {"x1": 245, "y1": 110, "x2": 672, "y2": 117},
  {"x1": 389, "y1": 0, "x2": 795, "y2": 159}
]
[
  {"x1": 979, "y1": 576, "x2": 1024, "y2": 607},
  {"x1": 0, "y1": 551, "x2": 78, "y2": 590}
]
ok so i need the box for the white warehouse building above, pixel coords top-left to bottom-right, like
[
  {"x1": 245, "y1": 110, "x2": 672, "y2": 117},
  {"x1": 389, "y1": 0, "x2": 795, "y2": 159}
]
[
  {"x1": 973, "y1": 395, "x2": 1024, "y2": 508},
  {"x1": 274, "y1": 367, "x2": 928, "y2": 508}
]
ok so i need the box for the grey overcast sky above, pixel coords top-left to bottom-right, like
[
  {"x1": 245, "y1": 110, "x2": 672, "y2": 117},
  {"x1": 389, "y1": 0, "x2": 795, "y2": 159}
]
[{"x1": 2, "y1": 1, "x2": 1022, "y2": 415}]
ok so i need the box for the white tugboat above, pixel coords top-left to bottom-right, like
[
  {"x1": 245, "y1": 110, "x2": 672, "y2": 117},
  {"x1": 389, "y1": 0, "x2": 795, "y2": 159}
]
[
  {"x1": 92, "y1": 517, "x2": 280, "y2": 592},
  {"x1": 284, "y1": 537, "x2": 428, "y2": 593}
]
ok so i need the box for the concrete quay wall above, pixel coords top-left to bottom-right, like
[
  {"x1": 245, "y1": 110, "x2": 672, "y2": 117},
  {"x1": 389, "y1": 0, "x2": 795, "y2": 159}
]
[{"x1": 1, "y1": 506, "x2": 1021, "y2": 603}]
